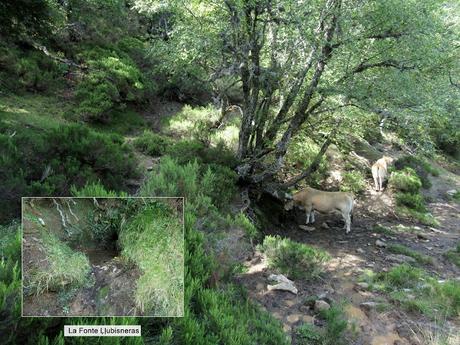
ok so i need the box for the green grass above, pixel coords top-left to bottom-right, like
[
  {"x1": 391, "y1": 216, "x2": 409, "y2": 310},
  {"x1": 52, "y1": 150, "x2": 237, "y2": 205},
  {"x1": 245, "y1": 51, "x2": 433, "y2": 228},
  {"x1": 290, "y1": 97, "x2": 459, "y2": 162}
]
[
  {"x1": 444, "y1": 242, "x2": 460, "y2": 267},
  {"x1": 25, "y1": 231, "x2": 91, "y2": 295},
  {"x1": 258, "y1": 235, "x2": 330, "y2": 280},
  {"x1": 90, "y1": 108, "x2": 146, "y2": 135},
  {"x1": 0, "y1": 93, "x2": 70, "y2": 129},
  {"x1": 119, "y1": 201, "x2": 184, "y2": 316},
  {"x1": 295, "y1": 304, "x2": 348, "y2": 345},
  {"x1": 452, "y1": 191, "x2": 460, "y2": 202},
  {"x1": 387, "y1": 243, "x2": 433, "y2": 265},
  {"x1": 372, "y1": 224, "x2": 394, "y2": 235},
  {"x1": 397, "y1": 206, "x2": 440, "y2": 227},
  {"x1": 133, "y1": 130, "x2": 173, "y2": 156},
  {"x1": 340, "y1": 171, "x2": 367, "y2": 194},
  {"x1": 362, "y1": 264, "x2": 460, "y2": 319}
]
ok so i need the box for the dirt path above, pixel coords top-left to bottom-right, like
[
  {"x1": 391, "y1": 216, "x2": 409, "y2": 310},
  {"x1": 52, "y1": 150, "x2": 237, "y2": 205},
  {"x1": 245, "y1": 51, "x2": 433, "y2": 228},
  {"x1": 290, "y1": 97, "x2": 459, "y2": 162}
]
[{"x1": 238, "y1": 166, "x2": 460, "y2": 344}]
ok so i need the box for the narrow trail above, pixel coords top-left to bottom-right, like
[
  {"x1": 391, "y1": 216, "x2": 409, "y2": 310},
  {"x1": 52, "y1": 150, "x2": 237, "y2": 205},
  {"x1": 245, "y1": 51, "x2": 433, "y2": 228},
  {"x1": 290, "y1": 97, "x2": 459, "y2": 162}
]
[{"x1": 238, "y1": 162, "x2": 460, "y2": 344}]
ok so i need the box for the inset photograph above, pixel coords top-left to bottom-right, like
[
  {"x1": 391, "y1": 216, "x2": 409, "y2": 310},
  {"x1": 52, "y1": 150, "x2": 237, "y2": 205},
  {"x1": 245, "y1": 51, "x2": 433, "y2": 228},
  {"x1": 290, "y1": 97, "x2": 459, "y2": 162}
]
[{"x1": 22, "y1": 197, "x2": 184, "y2": 317}]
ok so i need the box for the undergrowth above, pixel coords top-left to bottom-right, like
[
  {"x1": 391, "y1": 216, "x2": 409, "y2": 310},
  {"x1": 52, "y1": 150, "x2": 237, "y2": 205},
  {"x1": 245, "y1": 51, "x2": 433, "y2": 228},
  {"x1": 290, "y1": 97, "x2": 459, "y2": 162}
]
[
  {"x1": 387, "y1": 243, "x2": 433, "y2": 265},
  {"x1": 361, "y1": 264, "x2": 460, "y2": 319},
  {"x1": 24, "y1": 230, "x2": 91, "y2": 296},
  {"x1": 259, "y1": 235, "x2": 330, "y2": 280},
  {"x1": 119, "y1": 201, "x2": 184, "y2": 316}
]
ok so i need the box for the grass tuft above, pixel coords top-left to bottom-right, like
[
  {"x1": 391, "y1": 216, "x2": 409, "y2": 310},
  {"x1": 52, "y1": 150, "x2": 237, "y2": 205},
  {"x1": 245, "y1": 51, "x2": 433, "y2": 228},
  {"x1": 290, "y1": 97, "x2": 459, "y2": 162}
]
[
  {"x1": 387, "y1": 243, "x2": 433, "y2": 265},
  {"x1": 258, "y1": 235, "x2": 330, "y2": 280}
]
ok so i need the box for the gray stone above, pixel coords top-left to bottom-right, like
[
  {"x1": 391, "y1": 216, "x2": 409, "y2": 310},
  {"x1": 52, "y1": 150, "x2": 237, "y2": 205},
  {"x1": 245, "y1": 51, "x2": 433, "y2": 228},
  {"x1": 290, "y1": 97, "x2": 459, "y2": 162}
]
[
  {"x1": 356, "y1": 282, "x2": 369, "y2": 289},
  {"x1": 314, "y1": 300, "x2": 331, "y2": 312},
  {"x1": 375, "y1": 239, "x2": 386, "y2": 247},
  {"x1": 321, "y1": 222, "x2": 330, "y2": 229},
  {"x1": 267, "y1": 281, "x2": 298, "y2": 294},
  {"x1": 356, "y1": 248, "x2": 365, "y2": 254},
  {"x1": 299, "y1": 225, "x2": 315, "y2": 231},
  {"x1": 360, "y1": 301, "x2": 378, "y2": 310}
]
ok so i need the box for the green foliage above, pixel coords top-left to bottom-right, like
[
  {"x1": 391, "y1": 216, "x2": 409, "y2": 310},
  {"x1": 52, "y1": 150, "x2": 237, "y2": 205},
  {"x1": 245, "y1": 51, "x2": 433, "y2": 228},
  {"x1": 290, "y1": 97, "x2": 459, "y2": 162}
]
[
  {"x1": 25, "y1": 232, "x2": 91, "y2": 295},
  {"x1": 166, "y1": 140, "x2": 238, "y2": 168},
  {"x1": 119, "y1": 201, "x2": 184, "y2": 316},
  {"x1": 444, "y1": 242, "x2": 460, "y2": 267},
  {"x1": 393, "y1": 156, "x2": 439, "y2": 189},
  {"x1": 133, "y1": 130, "x2": 173, "y2": 156},
  {"x1": 233, "y1": 213, "x2": 258, "y2": 242},
  {"x1": 296, "y1": 304, "x2": 348, "y2": 345},
  {"x1": 367, "y1": 264, "x2": 460, "y2": 318},
  {"x1": 340, "y1": 171, "x2": 366, "y2": 194},
  {"x1": 395, "y1": 192, "x2": 426, "y2": 212},
  {"x1": 137, "y1": 157, "x2": 288, "y2": 344},
  {"x1": 71, "y1": 182, "x2": 128, "y2": 198},
  {"x1": 75, "y1": 48, "x2": 149, "y2": 121},
  {"x1": 0, "y1": 43, "x2": 66, "y2": 92},
  {"x1": 0, "y1": 124, "x2": 138, "y2": 223},
  {"x1": 285, "y1": 134, "x2": 329, "y2": 187},
  {"x1": 390, "y1": 168, "x2": 422, "y2": 193},
  {"x1": 372, "y1": 224, "x2": 394, "y2": 235},
  {"x1": 0, "y1": 223, "x2": 22, "y2": 344},
  {"x1": 259, "y1": 235, "x2": 330, "y2": 280},
  {"x1": 319, "y1": 304, "x2": 349, "y2": 345},
  {"x1": 0, "y1": 0, "x2": 58, "y2": 38},
  {"x1": 387, "y1": 244, "x2": 433, "y2": 265}
]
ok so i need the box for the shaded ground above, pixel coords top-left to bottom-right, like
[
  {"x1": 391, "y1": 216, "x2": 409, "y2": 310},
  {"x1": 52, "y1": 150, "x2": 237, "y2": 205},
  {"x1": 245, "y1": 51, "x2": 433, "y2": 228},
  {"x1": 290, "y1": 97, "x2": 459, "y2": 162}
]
[{"x1": 238, "y1": 160, "x2": 460, "y2": 344}]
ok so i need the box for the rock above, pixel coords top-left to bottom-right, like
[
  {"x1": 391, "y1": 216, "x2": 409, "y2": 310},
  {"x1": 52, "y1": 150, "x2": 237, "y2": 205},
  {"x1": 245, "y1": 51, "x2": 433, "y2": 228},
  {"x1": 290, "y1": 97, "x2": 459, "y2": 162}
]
[
  {"x1": 287, "y1": 314, "x2": 301, "y2": 323},
  {"x1": 416, "y1": 233, "x2": 429, "y2": 240},
  {"x1": 299, "y1": 225, "x2": 315, "y2": 231},
  {"x1": 321, "y1": 222, "x2": 330, "y2": 229},
  {"x1": 314, "y1": 300, "x2": 331, "y2": 312},
  {"x1": 146, "y1": 166, "x2": 154, "y2": 171},
  {"x1": 302, "y1": 315, "x2": 315, "y2": 323},
  {"x1": 356, "y1": 248, "x2": 365, "y2": 254},
  {"x1": 375, "y1": 239, "x2": 386, "y2": 247},
  {"x1": 356, "y1": 282, "x2": 369, "y2": 289},
  {"x1": 267, "y1": 282, "x2": 298, "y2": 295},
  {"x1": 38, "y1": 217, "x2": 46, "y2": 226},
  {"x1": 360, "y1": 302, "x2": 378, "y2": 310},
  {"x1": 446, "y1": 189, "x2": 457, "y2": 196},
  {"x1": 268, "y1": 274, "x2": 292, "y2": 284},
  {"x1": 387, "y1": 254, "x2": 416, "y2": 264}
]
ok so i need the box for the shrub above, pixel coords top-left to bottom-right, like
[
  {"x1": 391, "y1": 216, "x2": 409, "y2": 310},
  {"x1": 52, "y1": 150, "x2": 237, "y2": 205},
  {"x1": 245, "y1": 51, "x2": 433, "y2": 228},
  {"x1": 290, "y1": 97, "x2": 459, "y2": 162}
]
[
  {"x1": 395, "y1": 192, "x2": 426, "y2": 212},
  {"x1": 165, "y1": 140, "x2": 238, "y2": 168},
  {"x1": 75, "y1": 48, "x2": 150, "y2": 121},
  {"x1": 0, "y1": 124, "x2": 139, "y2": 223},
  {"x1": 258, "y1": 235, "x2": 330, "y2": 280},
  {"x1": 133, "y1": 130, "x2": 173, "y2": 156},
  {"x1": 389, "y1": 168, "x2": 422, "y2": 193},
  {"x1": 393, "y1": 155, "x2": 439, "y2": 189},
  {"x1": 340, "y1": 171, "x2": 366, "y2": 194},
  {"x1": 233, "y1": 213, "x2": 258, "y2": 243}
]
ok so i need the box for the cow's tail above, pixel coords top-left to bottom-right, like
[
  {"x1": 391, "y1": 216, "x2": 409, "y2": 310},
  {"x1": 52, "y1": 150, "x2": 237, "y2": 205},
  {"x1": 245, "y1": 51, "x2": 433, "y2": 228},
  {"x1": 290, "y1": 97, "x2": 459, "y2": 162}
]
[{"x1": 350, "y1": 197, "x2": 354, "y2": 223}]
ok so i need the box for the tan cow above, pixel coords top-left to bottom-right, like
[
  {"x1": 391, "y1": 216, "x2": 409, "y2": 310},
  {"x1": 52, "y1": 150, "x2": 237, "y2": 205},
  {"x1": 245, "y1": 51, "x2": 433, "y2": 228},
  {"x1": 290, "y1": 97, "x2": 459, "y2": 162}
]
[
  {"x1": 371, "y1": 156, "x2": 394, "y2": 191},
  {"x1": 285, "y1": 187, "x2": 354, "y2": 233}
]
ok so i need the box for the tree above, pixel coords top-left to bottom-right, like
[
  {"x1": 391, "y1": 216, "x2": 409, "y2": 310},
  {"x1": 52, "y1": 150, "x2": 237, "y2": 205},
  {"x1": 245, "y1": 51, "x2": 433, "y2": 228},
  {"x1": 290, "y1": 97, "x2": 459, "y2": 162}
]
[{"x1": 135, "y1": 0, "x2": 458, "y2": 185}]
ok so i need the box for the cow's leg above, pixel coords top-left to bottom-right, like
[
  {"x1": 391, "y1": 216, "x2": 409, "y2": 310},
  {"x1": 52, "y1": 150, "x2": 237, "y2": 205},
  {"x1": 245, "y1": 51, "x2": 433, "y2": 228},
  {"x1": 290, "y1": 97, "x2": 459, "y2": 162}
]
[
  {"x1": 378, "y1": 173, "x2": 383, "y2": 192},
  {"x1": 344, "y1": 213, "x2": 351, "y2": 233},
  {"x1": 372, "y1": 167, "x2": 379, "y2": 191},
  {"x1": 310, "y1": 210, "x2": 316, "y2": 223},
  {"x1": 305, "y1": 206, "x2": 312, "y2": 224}
]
